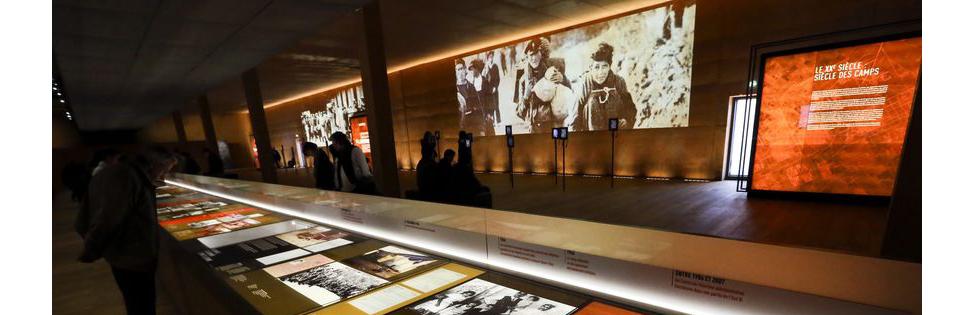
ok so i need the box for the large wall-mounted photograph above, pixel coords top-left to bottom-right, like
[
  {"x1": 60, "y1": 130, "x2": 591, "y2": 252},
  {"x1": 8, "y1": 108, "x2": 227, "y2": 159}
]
[
  {"x1": 454, "y1": 1, "x2": 696, "y2": 136},
  {"x1": 751, "y1": 36, "x2": 921, "y2": 196},
  {"x1": 301, "y1": 85, "x2": 366, "y2": 146}
]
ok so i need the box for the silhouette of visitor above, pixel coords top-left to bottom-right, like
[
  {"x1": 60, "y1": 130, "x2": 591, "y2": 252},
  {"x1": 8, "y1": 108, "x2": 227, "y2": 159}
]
[
  {"x1": 416, "y1": 132, "x2": 439, "y2": 201},
  {"x1": 302, "y1": 142, "x2": 336, "y2": 190},
  {"x1": 77, "y1": 146, "x2": 178, "y2": 315}
]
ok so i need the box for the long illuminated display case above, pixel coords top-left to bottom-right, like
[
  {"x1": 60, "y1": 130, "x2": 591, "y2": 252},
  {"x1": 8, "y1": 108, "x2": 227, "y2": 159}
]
[{"x1": 157, "y1": 174, "x2": 919, "y2": 315}]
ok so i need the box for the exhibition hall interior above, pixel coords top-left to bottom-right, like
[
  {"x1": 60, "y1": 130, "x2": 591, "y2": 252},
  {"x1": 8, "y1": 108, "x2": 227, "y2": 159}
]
[{"x1": 47, "y1": 0, "x2": 931, "y2": 314}]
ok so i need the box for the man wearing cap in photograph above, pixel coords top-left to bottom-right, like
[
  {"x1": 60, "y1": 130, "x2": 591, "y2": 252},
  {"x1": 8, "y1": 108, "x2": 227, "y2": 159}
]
[
  {"x1": 514, "y1": 37, "x2": 570, "y2": 133},
  {"x1": 570, "y1": 42, "x2": 637, "y2": 131}
]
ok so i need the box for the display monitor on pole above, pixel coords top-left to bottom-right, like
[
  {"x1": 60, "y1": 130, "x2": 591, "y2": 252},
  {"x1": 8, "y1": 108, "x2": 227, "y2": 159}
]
[{"x1": 552, "y1": 128, "x2": 559, "y2": 185}]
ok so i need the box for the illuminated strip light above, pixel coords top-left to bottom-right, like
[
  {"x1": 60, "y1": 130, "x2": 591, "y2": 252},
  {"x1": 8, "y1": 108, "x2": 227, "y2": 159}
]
[{"x1": 164, "y1": 178, "x2": 724, "y2": 315}]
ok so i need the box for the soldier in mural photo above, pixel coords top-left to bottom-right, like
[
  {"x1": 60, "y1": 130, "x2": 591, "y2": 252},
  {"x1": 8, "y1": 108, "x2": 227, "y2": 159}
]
[
  {"x1": 570, "y1": 43, "x2": 637, "y2": 131},
  {"x1": 456, "y1": 59, "x2": 487, "y2": 136},
  {"x1": 513, "y1": 37, "x2": 571, "y2": 133},
  {"x1": 484, "y1": 50, "x2": 502, "y2": 127},
  {"x1": 468, "y1": 59, "x2": 496, "y2": 136}
]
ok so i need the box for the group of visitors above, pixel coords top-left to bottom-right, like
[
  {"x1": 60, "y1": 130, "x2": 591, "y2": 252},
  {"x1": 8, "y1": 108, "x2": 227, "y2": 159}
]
[
  {"x1": 414, "y1": 131, "x2": 491, "y2": 207},
  {"x1": 302, "y1": 131, "x2": 376, "y2": 194}
]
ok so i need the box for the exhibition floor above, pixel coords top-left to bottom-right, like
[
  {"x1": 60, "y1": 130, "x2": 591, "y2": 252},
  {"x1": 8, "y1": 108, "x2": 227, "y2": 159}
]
[
  {"x1": 52, "y1": 192, "x2": 180, "y2": 315},
  {"x1": 236, "y1": 168, "x2": 888, "y2": 256}
]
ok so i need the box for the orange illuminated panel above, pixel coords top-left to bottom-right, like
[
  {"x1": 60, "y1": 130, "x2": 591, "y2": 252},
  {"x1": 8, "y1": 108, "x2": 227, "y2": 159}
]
[
  {"x1": 751, "y1": 37, "x2": 921, "y2": 196},
  {"x1": 350, "y1": 115, "x2": 371, "y2": 167},
  {"x1": 574, "y1": 302, "x2": 647, "y2": 315}
]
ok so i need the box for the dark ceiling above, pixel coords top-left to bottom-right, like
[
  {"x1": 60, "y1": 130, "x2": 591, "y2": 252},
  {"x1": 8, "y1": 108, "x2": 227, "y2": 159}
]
[{"x1": 54, "y1": 0, "x2": 666, "y2": 130}]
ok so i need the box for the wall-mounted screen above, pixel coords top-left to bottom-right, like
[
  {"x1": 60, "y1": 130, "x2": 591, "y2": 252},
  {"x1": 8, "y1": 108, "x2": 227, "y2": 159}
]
[
  {"x1": 301, "y1": 85, "x2": 366, "y2": 146},
  {"x1": 454, "y1": 1, "x2": 696, "y2": 136},
  {"x1": 751, "y1": 36, "x2": 921, "y2": 196}
]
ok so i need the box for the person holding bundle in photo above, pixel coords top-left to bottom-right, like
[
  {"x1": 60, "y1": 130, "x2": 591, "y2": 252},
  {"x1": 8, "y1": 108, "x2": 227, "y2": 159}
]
[
  {"x1": 570, "y1": 42, "x2": 637, "y2": 131},
  {"x1": 514, "y1": 37, "x2": 570, "y2": 133}
]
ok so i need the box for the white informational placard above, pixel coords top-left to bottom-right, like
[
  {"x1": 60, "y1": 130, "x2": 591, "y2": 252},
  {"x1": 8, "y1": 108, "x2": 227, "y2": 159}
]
[
  {"x1": 485, "y1": 236, "x2": 903, "y2": 315},
  {"x1": 197, "y1": 219, "x2": 314, "y2": 248}
]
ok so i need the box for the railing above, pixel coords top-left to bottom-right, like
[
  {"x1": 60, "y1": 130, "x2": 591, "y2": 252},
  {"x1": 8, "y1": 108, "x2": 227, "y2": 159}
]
[{"x1": 167, "y1": 173, "x2": 919, "y2": 315}]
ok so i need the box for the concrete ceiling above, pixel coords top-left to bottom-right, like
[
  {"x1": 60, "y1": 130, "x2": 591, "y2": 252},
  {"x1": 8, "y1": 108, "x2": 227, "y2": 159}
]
[
  {"x1": 55, "y1": 0, "x2": 667, "y2": 130},
  {"x1": 54, "y1": 0, "x2": 368, "y2": 130}
]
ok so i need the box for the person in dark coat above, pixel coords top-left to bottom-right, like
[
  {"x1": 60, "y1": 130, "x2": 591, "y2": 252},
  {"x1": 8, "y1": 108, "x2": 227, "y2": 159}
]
[
  {"x1": 177, "y1": 151, "x2": 201, "y2": 175},
  {"x1": 302, "y1": 142, "x2": 336, "y2": 190},
  {"x1": 415, "y1": 132, "x2": 439, "y2": 200},
  {"x1": 450, "y1": 132, "x2": 489, "y2": 206},
  {"x1": 456, "y1": 59, "x2": 487, "y2": 136},
  {"x1": 485, "y1": 50, "x2": 502, "y2": 124},
  {"x1": 330, "y1": 132, "x2": 374, "y2": 194},
  {"x1": 203, "y1": 148, "x2": 224, "y2": 177},
  {"x1": 77, "y1": 146, "x2": 177, "y2": 315},
  {"x1": 468, "y1": 59, "x2": 496, "y2": 136}
]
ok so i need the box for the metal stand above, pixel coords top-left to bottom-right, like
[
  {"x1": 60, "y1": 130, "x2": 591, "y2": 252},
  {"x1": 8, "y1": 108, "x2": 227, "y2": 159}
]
[
  {"x1": 508, "y1": 145, "x2": 514, "y2": 188},
  {"x1": 561, "y1": 138, "x2": 567, "y2": 192},
  {"x1": 553, "y1": 138, "x2": 559, "y2": 186},
  {"x1": 610, "y1": 129, "x2": 617, "y2": 188}
]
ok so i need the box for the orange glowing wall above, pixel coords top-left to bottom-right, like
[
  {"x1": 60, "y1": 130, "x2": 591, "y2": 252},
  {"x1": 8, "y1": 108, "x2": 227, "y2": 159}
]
[{"x1": 751, "y1": 37, "x2": 921, "y2": 196}]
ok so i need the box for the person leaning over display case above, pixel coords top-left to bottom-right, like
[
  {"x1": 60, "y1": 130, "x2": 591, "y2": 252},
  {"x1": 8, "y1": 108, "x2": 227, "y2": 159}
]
[
  {"x1": 570, "y1": 42, "x2": 637, "y2": 131},
  {"x1": 76, "y1": 146, "x2": 177, "y2": 315},
  {"x1": 303, "y1": 141, "x2": 336, "y2": 190}
]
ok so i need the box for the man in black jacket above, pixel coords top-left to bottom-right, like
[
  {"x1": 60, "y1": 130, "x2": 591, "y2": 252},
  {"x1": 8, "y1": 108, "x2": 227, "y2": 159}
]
[{"x1": 77, "y1": 146, "x2": 176, "y2": 315}]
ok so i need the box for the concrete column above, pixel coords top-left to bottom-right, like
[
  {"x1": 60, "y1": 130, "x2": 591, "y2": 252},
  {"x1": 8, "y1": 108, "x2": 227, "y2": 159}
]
[
  {"x1": 172, "y1": 111, "x2": 187, "y2": 146},
  {"x1": 242, "y1": 68, "x2": 278, "y2": 184},
  {"x1": 198, "y1": 95, "x2": 219, "y2": 154},
  {"x1": 357, "y1": 0, "x2": 400, "y2": 197}
]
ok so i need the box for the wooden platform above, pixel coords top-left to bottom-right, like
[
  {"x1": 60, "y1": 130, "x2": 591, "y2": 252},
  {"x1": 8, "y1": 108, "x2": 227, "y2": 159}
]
[{"x1": 237, "y1": 168, "x2": 888, "y2": 257}]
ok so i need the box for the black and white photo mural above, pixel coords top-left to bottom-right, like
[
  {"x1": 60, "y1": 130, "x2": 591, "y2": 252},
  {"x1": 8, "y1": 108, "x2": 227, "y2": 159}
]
[
  {"x1": 454, "y1": 1, "x2": 696, "y2": 136},
  {"x1": 301, "y1": 84, "x2": 366, "y2": 146}
]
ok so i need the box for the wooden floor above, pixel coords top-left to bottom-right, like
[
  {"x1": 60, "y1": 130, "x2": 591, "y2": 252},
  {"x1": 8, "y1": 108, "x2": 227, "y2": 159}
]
[
  {"x1": 239, "y1": 168, "x2": 888, "y2": 256},
  {"x1": 53, "y1": 192, "x2": 181, "y2": 315}
]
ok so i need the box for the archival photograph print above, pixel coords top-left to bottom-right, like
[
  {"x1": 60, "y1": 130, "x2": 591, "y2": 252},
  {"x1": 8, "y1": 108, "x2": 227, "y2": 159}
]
[
  {"x1": 344, "y1": 245, "x2": 439, "y2": 279},
  {"x1": 275, "y1": 226, "x2": 351, "y2": 248},
  {"x1": 454, "y1": 1, "x2": 695, "y2": 136},
  {"x1": 301, "y1": 84, "x2": 366, "y2": 146},
  {"x1": 278, "y1": 262, "x2": 388, "y2": 305},
  {"x1": 410, "y1": 278, "x2": 575, "y2": 315},
  {"x1": 157, "y1": 200, "x2": 229, "y2": 218}
]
